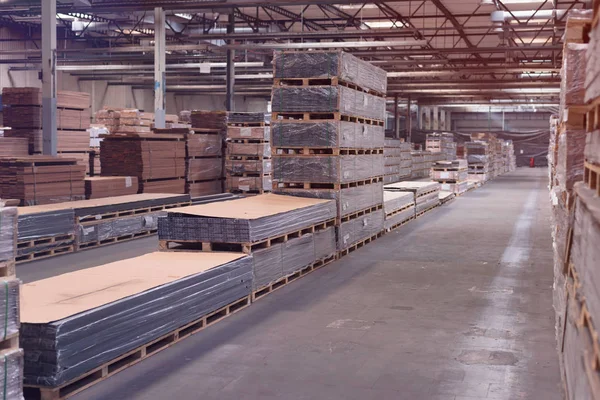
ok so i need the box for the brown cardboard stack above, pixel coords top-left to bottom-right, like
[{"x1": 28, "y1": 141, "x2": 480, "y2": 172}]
[
  {"x1": 383, "y1": 139, "x2": 412, "y2": 184},
  {"x1": 226, "y1": 113, "x2": 271, "y2": 194},
  {"x1": 271, "y1": 50, "x2": 386, "y2": 252}
]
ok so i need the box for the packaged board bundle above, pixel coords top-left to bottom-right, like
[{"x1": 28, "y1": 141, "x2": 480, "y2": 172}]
[
  {"x1": 585, "y1": 10, "x2": 600, "y2": 102},
  {"x1": 0, "y1": 156, "x2": 85, "y2": 206},
  {"x1": 385, "y1": 181, "x2": 441, "y2": 216},
  {"x1": 272, "y1": 121, "x2": 384, "y2": 149},
  {"x1": 84, "y1": 176, "x2": 139, "y2": 199},
  {"x1": 100, "y1": 133, "x2": 186, "y2": 194},
  {"x1": 338, "y1": 209, "x2": 385, "y2": 250},
  {"x1": 0, "y1": 348, "x2": 24, "y2": 400},
  {"x1": 0, "y1": 137, "x2": 28, "y2": 157},
  {"x1": 425, "y1": 133, "x2": 457, "y2": 161},
  {"x1": 410, "y1": 151, "x2": 429, "y2": 179},
  {"x1": 383, "y1": 139, "x2": 411, "y2": 184},
  {"x1": 383, "y1": 191, "x2": 415, "y2": 231},
  {"x1": 431, "y1": 160, "x2": 469, "y2": 195},
  {"x1": 21, "y1": 252, "x2": 253, "y2": 388},
  {"x1": 0, "y1": 207, "x2": 17, "y2": 269},
  {"x1": 94, "y1": 108, "x2": 121, "y2": 133},
  {"x1": 191, "y1": 111, "x2": 227, "y2": 131},
  {"x1": 226, "y1": 112, "x2": 269, "y2": 126}
]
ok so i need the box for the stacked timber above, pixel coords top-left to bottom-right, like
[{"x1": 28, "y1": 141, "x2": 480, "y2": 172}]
[
  {"x1": 502, "y1": 140, "x2": 517, "y2": 173},
  {"x1": 431, "y1": 160, "x2": 468, "y2": 195},
  {"x1": 84, "y1": 176, "x2": 139, "y2": 199},
  {"x1": 226, "y1": 112, "x2": 271, "y2": 195},
  {"x1": 158, "y1": 194, "x2": 337, "y2": 298},
  {"x1": 383, "y1": 138, "x2": 412, "y2": 184},
  {"x1": 100, "y1": 133, "x2": 186, "y2": 194},
  {"x1": 271, "y1": 50, "x2": 386, "y2": 254},
  {"x1": 465, "y1": 141, "x2": 490, "y2": 183},
  {"x1": 179, "y1": 110, "x2": 191, "y2": 124},
  {"x1": 384, "y1": 181, "x2": 440, "y2": 217},
  {"x1": 0, "y1": 156, "x2": 85, "y2": 206},
  {"x1": 383, "y1": 191, "x2": 415, "y2": 232},
  {"x1": 0, "y1": 137, "x2": 29, "y2": 157},
  {"x1": 20, "y1": 252, "x2": 253, "y2": 389},
  {"x1": 0, "y1": 206, "x2": 24, "y2": 400},
  {"x1": 470, "y1": 133, "x2": 503, "y2": 179},
  {"x1": 426, "y1": 132, "x2": 457, "y2": 161},
  {"x1": 191, "y1": 110, "x2": 227, "y2": 132},
  {"x1": 87, "y1": 125, "x2": 108, "y2": 176},
  {"x1": 94, "y1": 108, "x2": 121, "y2": 133},
  {"x1": 118, "y1": 109, "x2": 153, "y2": 133}
]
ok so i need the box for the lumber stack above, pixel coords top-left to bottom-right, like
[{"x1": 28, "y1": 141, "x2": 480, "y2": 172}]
[
  {"x1": 87, "y1": 125, "x2": 108, "y2": 176},
  {"x1": 191, "y1": 110, "x2": 227, "y2": 132},
  {"x1": 384, "y1": 181, "x2": 440, "y2": 217},
  {"x1": 0, "y1": 137, "x2": 29, "y2": 157},
  {"x1": 431, "y1": 160, "x2": 468, "y2": 195},
  {"x1": 0, "y1": 156, "x2": 85, "y2": 206},
  {"x1": 158, "y1": 194, "x2": 336, "y2": 296},
  {"x1": 426, "y1": 133, "x2": 457, "y2": 161},
  {"x1": 465, "y1": 141, "x2": 490, "y2": 183},
  {"x1": 383, "y1": 138, "x2": 412, "y2": 184},
  {"x1": 226, "y1": 112, "x2": 271, "y2": 195},
  {"x1": 100, "y1": 133, "x2": 186, "y2": 194},
  {"x1": 94, "y1": 108, "x2": 121, "y2": 133},
  {"x1": 84, "y1": 176, "x2": 139, "y2": 199},
  {"x1": 20, "y1": 252, "x2": 252, "y2": 388},
  {"x1": 383, "y1": 191, "x2": 415, "y2": 232},
  {"x1": 271, "y1": 50, "x2": 386, "y2": 253},
  {"x1": 118, "y1": 109, "x2": 153, "y2": 133},
  {"x1": 0, "y1": 206, "x2": 24, "y2": 400}
]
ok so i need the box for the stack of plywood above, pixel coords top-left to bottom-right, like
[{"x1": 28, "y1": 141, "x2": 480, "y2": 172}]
[
  {"x1": 271, "y1": 50, "x2": 386, "y2": 253},
  {"x1": 384, "y1": 181, "x2": 440, "y2": 217},
  {"x1": 426, "y1": 133, "x2": 457, "y2": 161},
  {"x1": 470, "y1": 133, "x2": 503, "y2": 179},
  {"x1": 84, "y1": 176, "x2": 139, "y2": 199},
  {"x1": 0, "y1": 156, "x2": 85, "y2": 206},
  {"x1": 383, "y1": 139, "x2": 412, "y2": 184},
  {"x1": 158, "y1": 194, "x2": 337, "y2": 298},
  {"x1": 226, "y1": 112, "x2": 271, "y2": 195},
  {"x1": 100, "y1": 133, "x2": 186, "y2": 194},
  {"x1": 191, "y1": 110, "x2": 227, "y2": 132},
  {"x1": 0, "y1": 137, "x2": 29, "y2": 157},
  {"x1": 431, "y1": 160, "x2": 468, "y2": 195},
  {"x1": 0, "y1": 206, "x2": 23, "y2": 400}
]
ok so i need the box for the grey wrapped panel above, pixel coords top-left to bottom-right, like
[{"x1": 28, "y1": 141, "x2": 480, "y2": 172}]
[
  {"x1": 187, "y1": 158, "x2": 223, "y2": 181},
  {"x1": 384, "y1": 174, "x2": 401, "y2": 184},
  {"x1": 416, "y1": 193, "x2": 440, "y2": 214},
  {"x1": 0, "y1": 348, "x2": 23, "y2": 400},
  {"x1": 0, "y1": 279, "x2": 20, "y2": 340},
  {"x1": 225, "y1": 159, "x2": 272, "y2": 175},
  {"x1": 272, "y1": 86, "x2": 386, "y2": 121},
  {"x1": 385, "y1": 165, "x2": 400, "y2": 175},
  {"x1": 227, "y1": 112, "x2": 268, "y2": 125},
  {"x1": 226, "y1": 176, "x2": 272, "y2": 192},
  {"x1": 282, "y1": 234, "x2": 315, "y2": 276},
  {"x1": 17, "y1": 210, "x2": 75, "y2": 241},
  {"x1": 77, "y1": 213, "x2": 161, "y2": 244},
  {"x1": 384, "y1": 156, "x2": 402, "y2": 167},
  {"x1": 314, "y1": 226, "x2": 336, "y2": 260},
  {"x1": 21, "y1": 254, "x2": 253, "y2": 387},
  {"x1": 273, "y1": 50, "x2": 388, "y2": 94},
  {"x1": 227, "y1": 126, "x2": 270, "y2": 141},
  {"x1": 384, "y1": 191, "x2": 414, "y2": 215},
  {"x1": 467, "y1": 155, "x2": 488, "y2": 164},
  {"x1": 384, "y1": 207, "x2": 414, "y2": 231},
  {"x1": 275, "y1": 181, "x2": 384, "y2": 218},
  {"x1": 273, "y1": 154, "x2": 384, "y2": 184},
  {"x1": 272, "y1": 121, "x2": 384, "y2": 149},
  {"x1": 0, "y1": 208, "x2": 17, "y2": 263},
  {"x1": 252, "y1": 245, "x2": 283, "y2": 290},
  {"x1": 337, "y1": 209, "x2": 384, "y2": 250}
]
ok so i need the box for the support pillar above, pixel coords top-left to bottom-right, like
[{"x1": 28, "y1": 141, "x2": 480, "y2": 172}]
[
  {"x1": 432, "y1": 106, "x2": 439, "y2": 131},
  {"x1": 154, "y1": 7, "x2": 166, "y2": 128},
  {"x1": 423, "y1": 107, "x2": 431, "y2": 131},
  {"x1": 446, "y1": 110, "x2": 452, "y2": 131},
  {"x1": 394, "y1": 94, "x2": 400, "y2": 139},
  {"x1": 406, "y1": 96, "x2": 412, "y2": 143},
  {"x1": 42, "y1": 0, "x2": 57, "y2": 155},
  {"x1": 225, "y1": 12, "x2": 235, "y2": 111},
  {"x1": 439, "y1": 108, "x2": 446, "y2": 130}
]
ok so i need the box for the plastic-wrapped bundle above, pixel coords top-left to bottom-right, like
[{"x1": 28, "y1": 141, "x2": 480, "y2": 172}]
[
  {"x1": 17, "y1": 209, "x2": 75, "y2": 242},
  {"x1": 585, "y1": 131, "x2": 600, "y2": 165},
  {"x1": 384, "y1": 174, "x2": 401, "y2": 184},
  {"x1": 432, "y1": 170, "x2": 468, "y2": 182},
  {"x1": 186, "y1": 134, "x2": 222, "y2": 158},
  {"x1": 227, "y1": 126, "x2": 270, "y2": 141},
  {"x1": 272, "y1": 121, "x2": 384, "y2": 149},
  {"x1": 440, "y1": 182, "x2": 469, "y2": 194},
  {"x1": 158, "y1": 194, "x2": 336, "y2": 243},
  {"x1": 179, "y1": 110, "x2": 191, "y2": 124},
  {"x1": 227, "y1": 142, "x2": 271, "y2": 158},
  {"x1": 556, "y1": 128, "x2": 586, "y2": 192},
  {"x1": 275, "y1": 181, "x2": 383, "y2": 218},
  {"x1": 585, "y1": 13, "x2": 600, "y2": 102},
  {"x1": 385, "y1": 165, "x2": 400, "y2": 175},
  {"x1": 225, "y1": 159, "x2": 272, "y2": 175},
  {"x1": 384, "y1": 207, "x2": 414, "y2": 231},
  {"x1": 187, "y1": 158, "x2": 223, "y2": 181},
  {"x1": 190, "y1": 111, "x2": 227, "y2": 131},
  {"x1": 416, "y1": 192, "x2": 440, "y2": 214},
  {"x1": 272, "y1": 86, "x2": 386, "y2": 122},
  {"x1": 21, "y1": 252, "x2": 253, "y2": 387},
  {"x1": 273, "y1": 50, "x2": 388, "y2": 95},
  {"x1": 273, "y1": 154, "x2": 384, "y2": 184},
  {"x1": 187, "y1": 180, "x2": 223, "y2": 197},
  {"x1": 226, "y1": 112, "x2": 268, "y2": 125},
  {"x1": 77, "y1": 213, "x2": 161, "y2": 245},
  {"x1": 337, "y1": 209, "x2": 384, "y2": 250},
  {"x1": 0, "y1": 348, "x2": 24, "y2": 400},
  {"x1": 0, "y1": 208, "x2": 17, "y2": 264},
  {"x1": 384, "y1": 191, "x2": 414, "y2": 215},
  {"x1": 561, "y1": 44, "x2": 587, "y2": 118},
  {"x1": 0, "y1": 279, "x2": 20, "y2": 341},
  {"x1": 226, "y1": 176, "x2": 272, "y2": 192},
  {"x1": 385, "y1": 181, "x2": 440, "y2": 198}
]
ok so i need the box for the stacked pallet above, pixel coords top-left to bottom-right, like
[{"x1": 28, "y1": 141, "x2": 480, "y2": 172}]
[
  {"x1": 271, "y1": 50, "x2": 386, "y2": 254},
  {"x1": 431, "y1": 160, "x2": 469, "y2": 195},
  {"x1": 383, "y1": 191, "x2": 415, "y2": 232},
  {"x1": 0, "y1": 206, "x2": 24, "y2": 400},
  {"x1": 100, "y1": 133, "x2": 186, "y2": 194},
  {"x1": 410, "y1": 150, "x2": 429, "y2": 179},
  {"x1": 465, "y1": 141, "x2": 490, "y2": 183},
  {"x1": 158, "y1": 194, "x2": 337, "y2": 299},
  {"x1": 226, "y1": 113, "x2": 271, "y2": 195},
  {"x1": 0, "y1": 156, "x2": 85, "y2": 206},
  {"x1": 84, "y1": 176, "x2": 139, "y2": 199},
  {"x1": 383, "y1": 139, "x2": 412, "y2": 184},
  {"x1": 384, "y1": 181, "x2": 441, "y2": 217},
  {"x1": 426, "y1": 133, "x2": 457, "y2": 161}
]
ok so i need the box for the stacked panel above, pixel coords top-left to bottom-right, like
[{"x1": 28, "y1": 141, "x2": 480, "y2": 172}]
[
  {"x1": 425, "y1": 133, "x2": 457, "y2": 161},
  {"x1": 431, "y1": 160, "x2": 469, "y2": 195},
  {"x1": 384, "y1": 181, "x2": 441, "y2": 217},
  {"x1": 465, "y1": 141, "x2": 491, "y2": 183},
  {"x1": 384, "y1": 139, "x2": 412, "y2": 184}
]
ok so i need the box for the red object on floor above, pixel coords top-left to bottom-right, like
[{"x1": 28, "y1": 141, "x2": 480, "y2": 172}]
[{"x1": 530, "y1": 157, "x2": 535, "y2": 168}]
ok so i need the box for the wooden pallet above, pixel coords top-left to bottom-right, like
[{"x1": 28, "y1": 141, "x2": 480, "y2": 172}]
[
  {"x1": 23, "y1": 295, "x2": 251, "y2": 400},
  {"x1": 17, "y1": 234, "x2": 74, "y2": 250},
  {"x1": 415, "y1": 204, "x2": 439, "y2": 218},
  {"x1": 16, "y1": 244, "x2": 74, "y2": 263},
  {"x1": 76, "y1": 202, "x2": 190, "y2": 223},
  {"x1": 338, "y1": 231, "x2": 384, "y2": 258},
  {"x1": 272, "y1": 112, "x2": 384, "y2": 127},
  {"x1": 160, "y1": 218, "x2": 337, "y2": 254},
  {"x1": 273, "y1": 147, "x2": 383, "y2": 156},
  {"x1": 77, "y1": 230, "x2": 158, "y2": 250},
  {"x1": 274, "y1": 176, "x2": 383, "y2": 191},
  {"x1": 252, "y1": 254, "x2": 337, "y2": 302},
  {"x1": 384, "y1": 215, "x2": 415, "y2": 233},
  {"x1": 384, "y1": 203, "x2": 415, "y2": 220},
  {"x1": 340, "y1": 204, "x2": 383, "y2": 223},
  {"x1": 273, "y1": 77, "x2": 385, "y2": 98},
  {"x1": 584, "y1": 161, "x2": 600, "y2": 196}
]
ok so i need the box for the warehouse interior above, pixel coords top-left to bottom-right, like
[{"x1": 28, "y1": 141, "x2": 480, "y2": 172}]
[{"x1": 0, "y1": 0, "x2": 596, "y2": 399}]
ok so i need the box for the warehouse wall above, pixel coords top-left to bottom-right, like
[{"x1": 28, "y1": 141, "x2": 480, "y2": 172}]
[{"x1": 451, "y1": 111, "x2": 552, "y2": 132}]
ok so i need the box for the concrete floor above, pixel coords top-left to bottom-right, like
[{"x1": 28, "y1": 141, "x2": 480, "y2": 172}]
[{"x1": 25, "y1": 168, "x2": 561, "y2": 400}]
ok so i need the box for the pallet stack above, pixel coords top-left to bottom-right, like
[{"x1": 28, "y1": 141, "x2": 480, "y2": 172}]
[
  {"x1": 384, "y1": 181, "x2": 440, "y2": 217},
  {"x1": 226, "y1": 112, "x2": 272, "y2": 195},
  {"x1": 431, "y1": 160, "x2": 469, "y2": 195},
  {"x1": 118, "y1": 110, "x2": 153, "y2": 133},
  {"x1": 0, "y1": 206, "x2": 24, "y2": 400},
  {"x1": 465, "y1": 141, "x2": 490, "y2": 184},
  {"x1": 100, "y1": 133, "x2": 186, "y2": 194},
  {"x1": 426, "y1": 133, "x2": 457, "y2": 161},
  {"x1": 87, "y1": 124, "x2": 108, "y2": 176},
  {"x1": 383, "y1": 138, "x2": 412, "y2": 184},
  {"x1": 410, "y1": 150, "x2": 429, "y2": 178},
  {"x1": 383, "y1": 191, "x2": 415, "y2": 232},
  {"x1": 271, "y1": 50, "x2": 386, "y2": 254},
  {"x1": 95, "y1": 108, "x2": 121, "y2": 133}
]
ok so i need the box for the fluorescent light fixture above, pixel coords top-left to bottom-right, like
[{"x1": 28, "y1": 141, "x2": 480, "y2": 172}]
[
  {"x1": 364, "y1": 20, "x2": 406, "y2": 29},
  {"x1": 227, "y1": 40, "x2": 426, "y2": 50},
  {"x1": 175, "y1": 13, "x2": 193, "y2": 20},
  {"x1": 337, "y1": 4, "x2": 379, "y2": 9},
  {"x1": 481, "y1": 0, "x2": 547, "y2": 4},
  {"x1": 492, "y1": 9, "x2": 566, "y2": 21}
]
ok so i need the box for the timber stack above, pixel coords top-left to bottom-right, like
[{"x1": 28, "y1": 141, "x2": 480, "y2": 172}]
[
  {"x1": 271, "y1": 50, "x2": 386, "y2": 254},
  {"x1": 383, "y1": 138, "x2": 412, "y2": 184},
  {"x1": 431, "y1": 160, "x2": 469, "y2": 195},
  {"x1": 225, "y1": 112, "x2": 272, "y2": 195}
]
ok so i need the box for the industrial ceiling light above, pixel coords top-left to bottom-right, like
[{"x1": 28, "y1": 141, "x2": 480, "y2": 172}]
[
  {"x1": 225, "y1": 40, "x2": 426, "y2": 50},
  {"x1": 481, "y1": 0, "x2": 547, "y2": 4}
]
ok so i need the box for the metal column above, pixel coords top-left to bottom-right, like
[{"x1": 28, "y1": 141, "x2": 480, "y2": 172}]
[
  {"x1": 439, "y1": 108, "x2": 446, "y2": 130},
  {"x1": 394, "y1": 94, "x2": 400, "y2": 139},
  {"x1": 432, "y1": 106, "x2": 439, "y2": 131},
  {"x1": 446, "y1": 110, "x2": 452, "y2": 131},
  {"x1": 154, "y1": 7, "x2": 166, "y2": 128},
  {"x1": 42, "y1": 0, "x2": 57, "y2": 155},
  {"x1": 406, "y1": 96, "x2": 412, "y2": 143},
  {"x1": 225, "y1": 13, "x2": 235, "y2": 111}
]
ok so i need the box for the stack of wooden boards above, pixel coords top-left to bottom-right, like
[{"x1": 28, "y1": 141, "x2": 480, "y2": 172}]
[
  {"x1": 100, "y1": 132, "x2": 186, "y2": 194},
  {"x1": 0, "y1": 137, "x2": 29, "y2": 157},
  {"x1": 226, "y1": 113, "x2": 272, "y2": 194},
  {"x1": 0, "y1": 206, "x2": 24, "y2": 400},
  {"x1": 87, "y1": 125, "x2": 108, "y2": 176},
  {"x1": 2, "y1": 88, "x2": 92, "y2": 172},
  {"x1": 552, "y1": 9, "x2": 600, "y2": 398},
  {"x1": 431, "y1": 160, "x2": 469, "y2": 195},
  {"x1": 271, "y1": 50, "x2": 387, "y2": 253},
  {"x1": 16, "y1": 193, "x2": 191, "y2": 262},
  {"x1": 0, "y1": 156, "x2": 85, "y2": 206},
  {"x1": 384, "y1": 181, "x2": 441, "y2": 217},
  {"x1": 187, "y1": 112, "x2": 226, "y2": 196},
  {"x1": 383, "y1": 138, "x2": 412, "y2": 184},
  {"x1": 84, "y1": 176, "x2": 138, "y2": 199},
  {"x1": 426, "y1": 133, "x2": 457, "y2": 161},
  {"x1": 383, "y1": 191, "x2": 415, "y2": 232}
]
